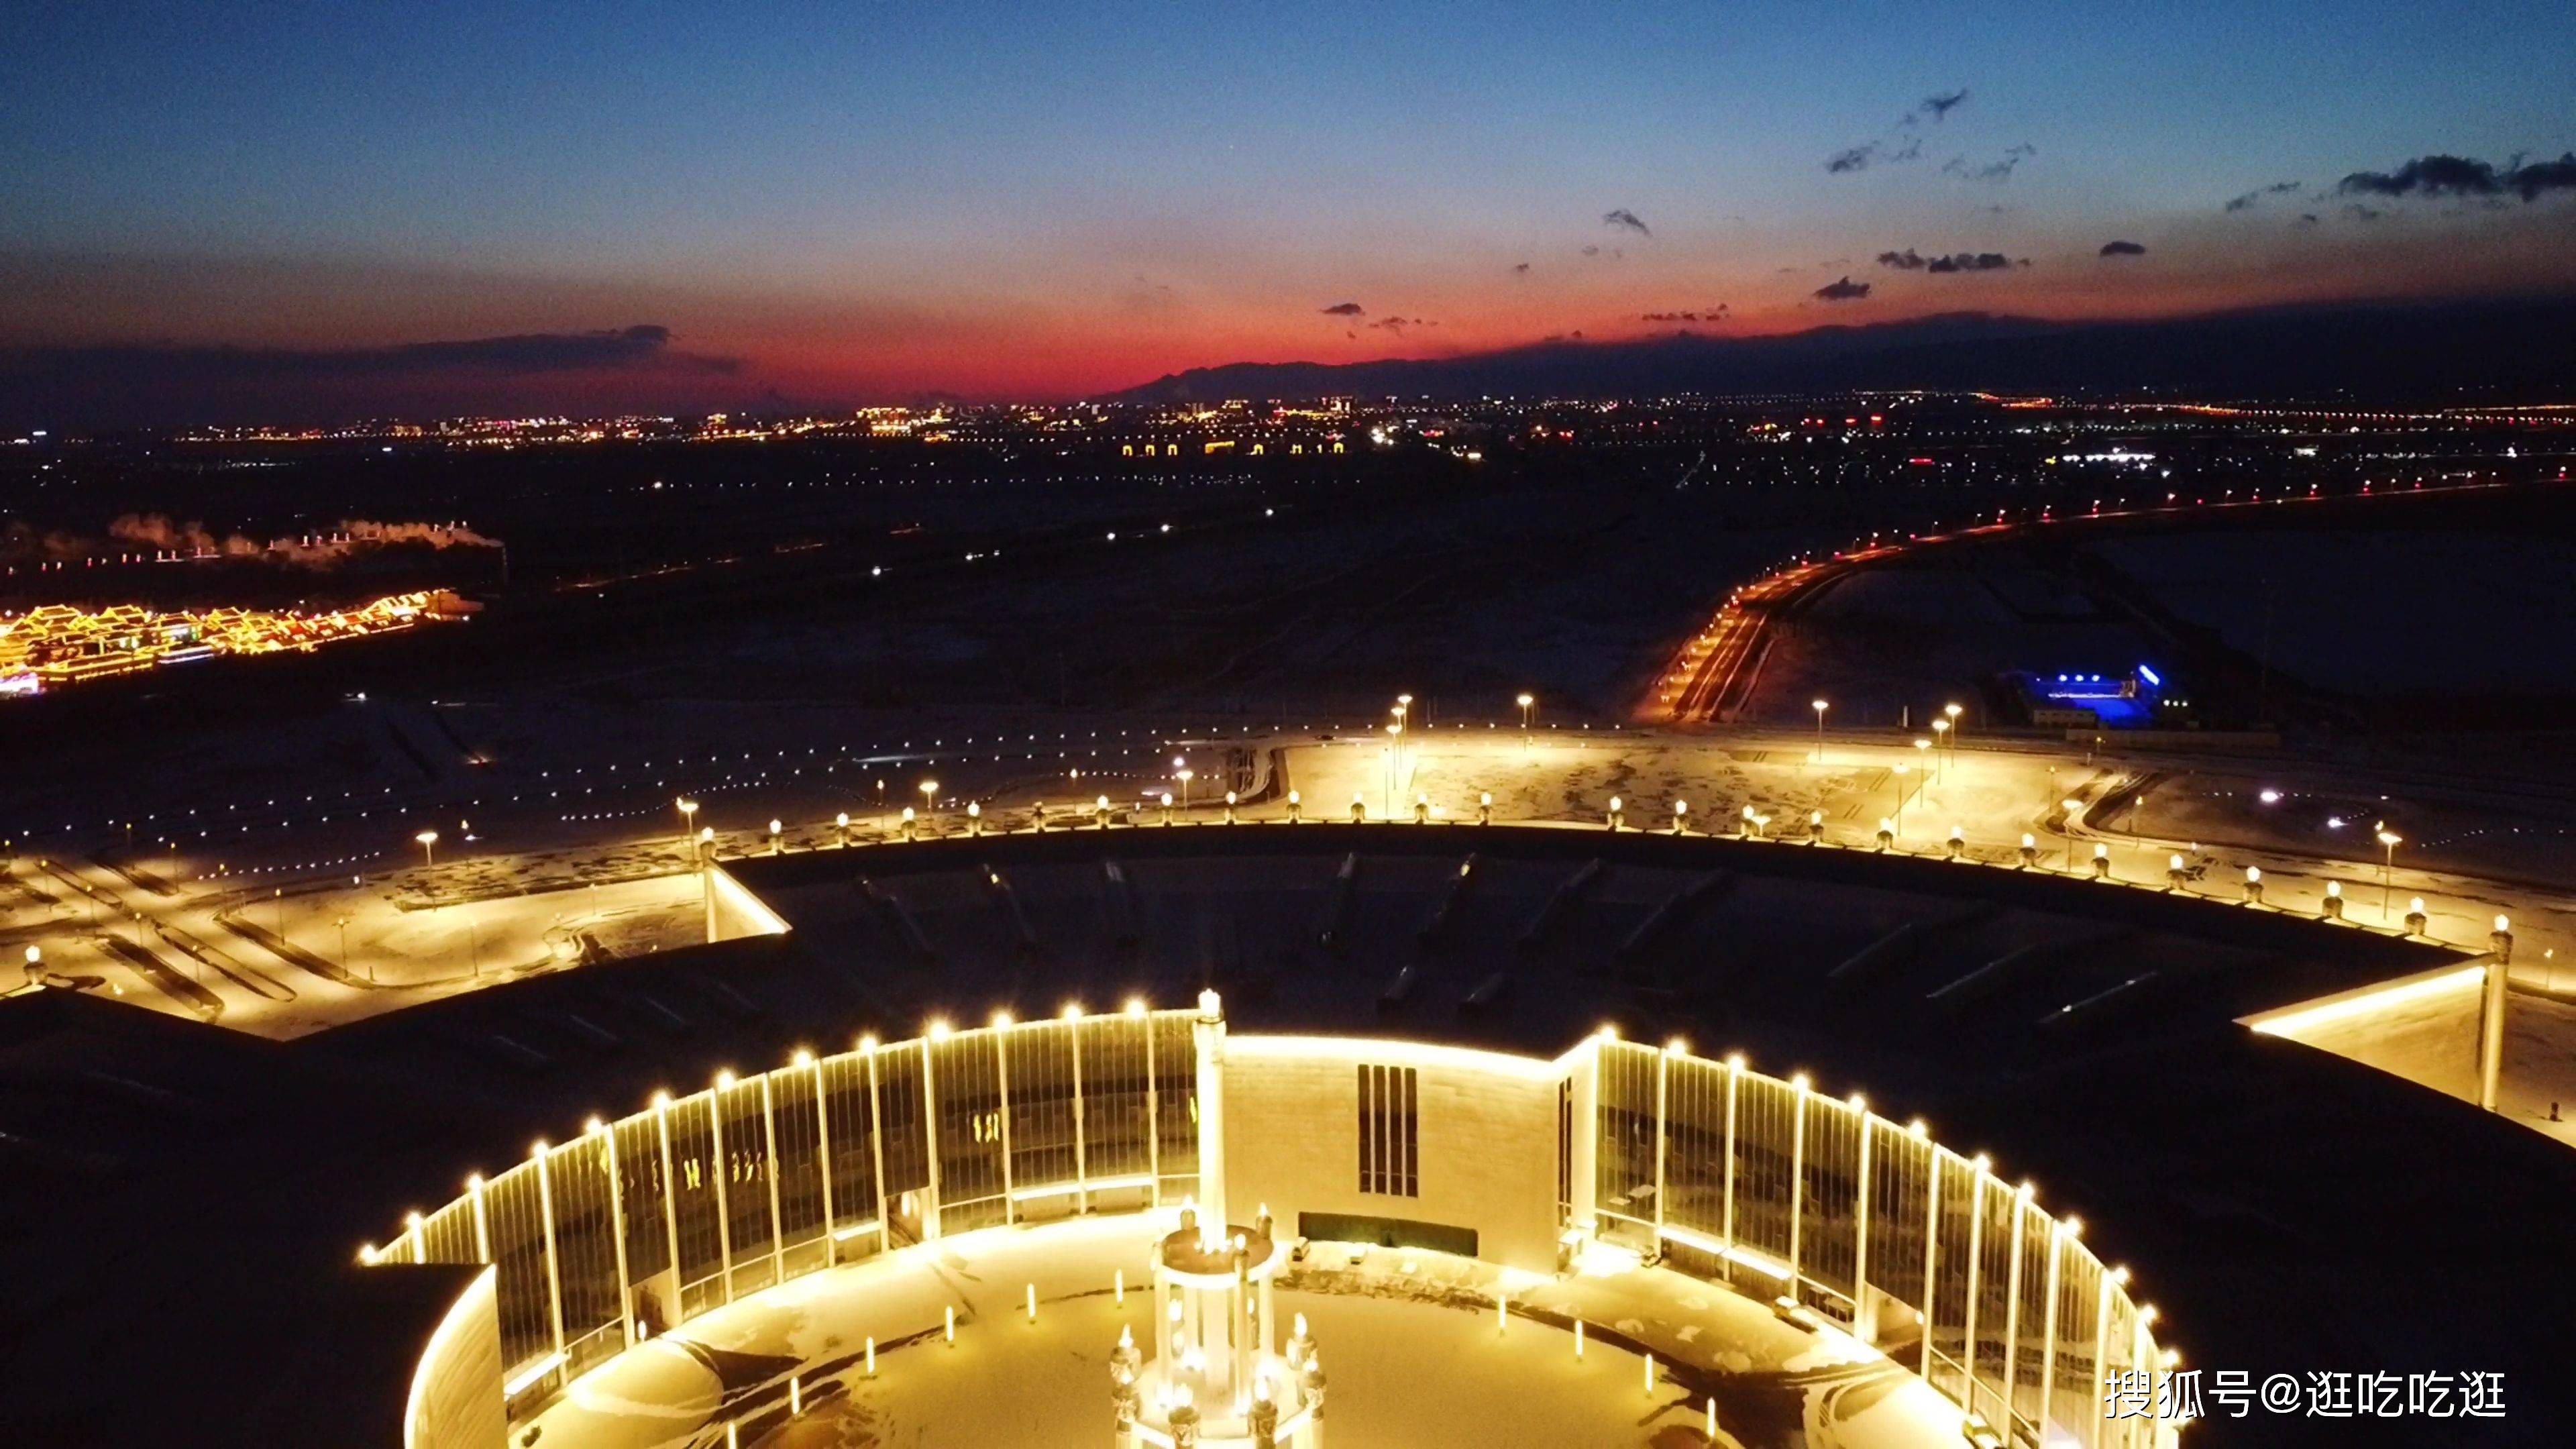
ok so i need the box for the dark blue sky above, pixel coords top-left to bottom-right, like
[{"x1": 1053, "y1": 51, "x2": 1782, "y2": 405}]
[{"x1": 3, "y1": 1, "x2": 2572, "y2": 411}]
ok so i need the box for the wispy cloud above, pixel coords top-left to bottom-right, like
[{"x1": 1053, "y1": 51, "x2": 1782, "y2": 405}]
[
  {"x1": 1814, "y1": 276, "x2": 1872, "y2": 301},
  {"x1": 2224, "y1": 180, "x2": 2303, "y2": 213},
  {"x1": 1602, "y1": 208, "x2": 1652, "y2": 237},
  {"x1": 1831, "y1": 87, "x2": 1965, "y2": 169},
  {"x1": 1943, "y1": 143, "x2": 2034, "y2": 183}
]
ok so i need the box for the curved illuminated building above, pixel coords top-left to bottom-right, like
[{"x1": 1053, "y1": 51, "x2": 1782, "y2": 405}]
[{"x1": 7, "y1": 824, "x2": 2573, "y2": 1448}]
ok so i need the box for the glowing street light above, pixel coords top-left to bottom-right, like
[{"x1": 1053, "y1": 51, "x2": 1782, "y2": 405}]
[
  {"x1": 1930, "y1": 718, "x2": 1950, "y2": 780},
  {"x1": 414, "y1": 828, "x2": 438, "y2": 869},
  {"x1": 920, "y1": 780, "x2": 941, "y2": 818},
  {"x1": 676, "y1": 796, "x2": 699, "y2": 842},
  {"x1": 1175, "y1": 766, "x2": 1194, "y2": 810},
  {"x1": 1517, "y1": 692, "x2": 1535, "y2": 731},
  {"x1": 2375, "y1": 826, "x2": 2403, "y2": 922},
  {"x1": 1811, "y1": 698, "x2": 1829, "y2": 763}
]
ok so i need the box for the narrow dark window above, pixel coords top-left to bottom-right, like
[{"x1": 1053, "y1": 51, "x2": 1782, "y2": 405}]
[{"x1": 1357, "y1": 1064, "x2": 1419, "y2": 1197}]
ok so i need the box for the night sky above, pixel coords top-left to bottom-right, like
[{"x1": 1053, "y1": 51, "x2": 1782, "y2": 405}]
[{"x1": 4, "y1": 0, "x2": 2573, "y2": 419}]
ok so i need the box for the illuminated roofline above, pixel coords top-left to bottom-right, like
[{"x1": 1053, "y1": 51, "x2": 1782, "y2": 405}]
[{"x1": 2241, "y1": 960, "x2": 2489, "y2": 1039}]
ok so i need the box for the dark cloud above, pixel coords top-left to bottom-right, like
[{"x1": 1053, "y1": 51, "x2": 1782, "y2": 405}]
[
  {"x1": 1825, "y1": 144, "x2": 1878, "y2": 174},
  {"x1": 0, "y1": 325, "x2": 732, "y2": 383},
  {"x1": 2296, "y1": 213, "x2": 2321, "y2": 226},
  {"x1": 2224, "y1": 180, "x2": 2302, "y2": 213},
  {"x1": 1814, "y1": 276, "x2": 1871, "y2": 301},
  {"x1": 1511, "y1": 262, "x2": 1531, "y2": 276},
  {"x1": 0, "y1": 325, "x2": 740, "y2": 427},
  {"x1": 1876, "y1": 249, "x2": 2020, "y2": 273},
  {"x1": 1602, "y1": 208, "x2": 1652, "y2": 237},
  {"x1": 1920, "y1": 89, "x2": 1970, "y2": 121},
  {"x1": 1319, "y1": 301, "x2": 1365, "y2": 316},
  {"x1": 2339, "y1": 151, "x2": 2576, "y2": 203},
  {"x1": 1640, "y1": 305, "x2": 1728, "y2": 323},
  {"x1": 2098, "y1": 239, "x2": 2147, "y2": 257},
  {"x1": 2510, "y1": 153, "x2": 2576, "y2": 199},
  {"x1": 1367, "y1": 316, "x2": 1434, "y2": 333},
  {"x1": 2343, "y1": 203, "x2": 2385, "y2": 222},
  {"x1": 1931, "y1": 252, "x2": 2019, "y2": 272}
]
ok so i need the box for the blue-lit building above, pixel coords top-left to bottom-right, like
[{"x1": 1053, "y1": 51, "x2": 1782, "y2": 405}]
[{"x1": 2012, "y1": 662, "x2": 2187, "y2": 728}]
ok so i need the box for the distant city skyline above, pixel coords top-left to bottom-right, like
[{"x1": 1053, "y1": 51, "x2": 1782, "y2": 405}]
[{"x1": 4, "y1": 0, "x2": 2574, "y2": 421}]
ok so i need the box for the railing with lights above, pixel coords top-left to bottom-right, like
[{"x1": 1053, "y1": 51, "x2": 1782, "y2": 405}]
[
  {"x1": 372, "y1": 1016, "x2": 2168, "y2": 1449},
  {"x1": 368, "y1": 1006, "x2": 1204, "y2": 1417},
  {"x1": 1589, "y1": 1035, "x2": 2167, "y2": 1448}
]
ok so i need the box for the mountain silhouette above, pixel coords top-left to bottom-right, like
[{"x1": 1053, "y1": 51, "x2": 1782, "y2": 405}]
[{"x1": 1106, "y1": 296, "x2": 2576, "y2": 402}]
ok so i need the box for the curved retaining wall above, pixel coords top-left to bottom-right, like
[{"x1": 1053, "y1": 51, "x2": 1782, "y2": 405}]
[{"x1": 374, "y1": 1010, "x2": 2167, "y2": 1449}]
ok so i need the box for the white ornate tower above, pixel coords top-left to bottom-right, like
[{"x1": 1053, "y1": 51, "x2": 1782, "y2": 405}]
[{"x1": 1111, "y1": 990, "x2": 1324, "y2": 1449}]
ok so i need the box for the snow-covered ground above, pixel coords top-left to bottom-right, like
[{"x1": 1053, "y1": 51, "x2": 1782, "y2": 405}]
[{"x1": 529, "y1": 1208, "x2": 1968, "y2": 1449}]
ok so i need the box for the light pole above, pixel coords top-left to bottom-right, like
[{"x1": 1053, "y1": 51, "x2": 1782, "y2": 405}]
[
  {"x1": 1811, "y1": 699, "x2": 1829, "y2": 763},
  {"x1": 2061, "y1": 800, "x2": 2080, "y2": 869},
  {"x1": 1930, "y1": 718, "x2": 1949, "y2": 782},
  {"x1": 1176, "y1": 767, "x2": 1194, "y2": 811},
  {"x1": 1943, "y1": 700, "x2": 1964, "y2": 753},
  {"x1": 920, "y1": 779, "x2": 940, "y2": 824},
  {"x1": 1892, "y1": 765, "x2": 1910, "y2": 835},
  {"x1": 337, "y1": 915, "x2": 357, "y2": 983},
  {"x1": 2376, "y1": 826, "x2": 2402, "y2": 922},
  {"x1": 676, "y1": 796, "x2": 699, "y2": 845},
  {"x1": 1517, "y1": 692, "x2": 1535, "y2": 733},
  {"x1": 1385, "y1": 722, "x2": 1403, "y2": 816},
  {"x1": 415, "y1": 829, "x2": 438, "y2": 869}
]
